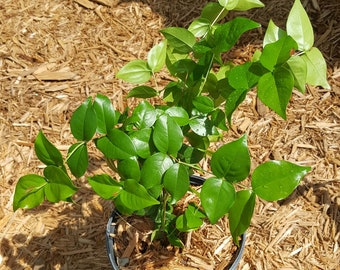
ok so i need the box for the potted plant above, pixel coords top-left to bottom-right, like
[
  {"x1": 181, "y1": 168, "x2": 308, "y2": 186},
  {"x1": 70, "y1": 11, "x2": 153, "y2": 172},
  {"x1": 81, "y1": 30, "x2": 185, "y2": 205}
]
[{"x1": 13, "y1": 0, "x2": 329, "y2": 268}]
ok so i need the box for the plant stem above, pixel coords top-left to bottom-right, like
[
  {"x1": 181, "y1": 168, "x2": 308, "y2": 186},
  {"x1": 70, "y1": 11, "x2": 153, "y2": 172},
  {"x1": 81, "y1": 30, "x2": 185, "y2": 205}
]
[{"x1": 160, "y1": 190, "x2": 169, "y2": 233}]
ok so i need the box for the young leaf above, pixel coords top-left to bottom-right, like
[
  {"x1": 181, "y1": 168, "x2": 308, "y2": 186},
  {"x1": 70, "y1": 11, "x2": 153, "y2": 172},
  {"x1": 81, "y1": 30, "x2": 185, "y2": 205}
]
[
  {"x1": 192, "y1": 96, "x2": 215, "y2": 113},
  {"x1": 117, "y1": 156, "x2": 141, "y2": 181},
  {"x1": 129, "y1": 128, "x2": 152, "y2": 159},
  {"x1": 127, "y1": 86, "x2": 158, "y2": 98},
  {"x1": 95, "y1": 129, "x2": 137, "y2": 160},
  {"x1": 93, "y1": 94, "x2": 119, "y2": 134},
  {"x1": 218, "y1": 0, "x2": 238, "y2": 10},
  {"x1": 188, "y1": 18, "x2": 211, "y2": 37},
  {"x1": 70, "y1": 97, "x2": 97, "y2": 141},
  {"x1": 43, "y1": 166, "x2": 77, "y2": 203},
  {"x1": 160, "y1": 27, "x2": 196, "y2": 54},
  {"x1": 116, "y1": 60, "x2": 152, "y2": 84},
  {"x1": 34, "y1": 130, "x2": 63, "y2": 167},
  {"x1": 13, "y1": 174, "x2": 47, "y2": 211},
  {"x1": 286, "y1": 0, "x2": 314, "y2": 51},
  {"x1": 201, "y1": 177, "x2": 236, "y2": 224},
  {"x1": 147, "y1": 40, "x2": 167, "y2": 73},
  {"x1": 88, "y1": 174, "x2": 123, "y2": 200},
  {"x1": 252, "y1": 160, "x2": 311, "y2": 201},
  {"x1": 153, "y1": 114, "x2": 183, "y2": 156},
  {"x1": 257, "y1": 66, "x2": 294, "y2": 119},
  {"x1": 233, "y1": 0, "x2": 264, "y2": 11},
  {"x1": 67, "y1": 142, "x2": 88, "y2": 178},
  {"x1": 140, "y1": 153, "x2": 173, "y2": 189},
  {"x1": 263, "y1": 19, "x2": 287, "y2": 47},
  {"x1": 228, "y1": 190, "x2": 256, "y2": 246},
  {"x1": 211, "y1": 134, "x2": 251, "y2": 183},
  {"x1": 287, "y1": 56, "x2": 307, "y2": 93},
  {"x1": 163, "y1": 164, "x2": 189, "y2": 203},
  {"x1": 165, "y1": 107, "x2": 189, "y2": 126},
  {"x1": 301, "y1": 47, "x2": 330, "y2": 89},
  {"x1": 176, "y1": 204, "x2": 206, "y2": 232},
  {"x1": 119, "y1": 179, "x2": 160, "y2": 211}
]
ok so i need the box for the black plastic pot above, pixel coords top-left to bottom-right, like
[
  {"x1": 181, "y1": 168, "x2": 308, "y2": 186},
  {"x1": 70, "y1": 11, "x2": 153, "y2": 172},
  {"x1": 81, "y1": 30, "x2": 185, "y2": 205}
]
[{"x1": 106, "y1": 175, "x2": 246, "y2": 270}]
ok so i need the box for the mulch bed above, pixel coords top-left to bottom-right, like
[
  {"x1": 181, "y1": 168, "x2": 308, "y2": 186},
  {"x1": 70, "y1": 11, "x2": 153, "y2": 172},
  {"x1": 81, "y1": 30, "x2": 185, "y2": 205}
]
[{"x1": 0, "y1": 0, "x2": 339, "y2": 269}]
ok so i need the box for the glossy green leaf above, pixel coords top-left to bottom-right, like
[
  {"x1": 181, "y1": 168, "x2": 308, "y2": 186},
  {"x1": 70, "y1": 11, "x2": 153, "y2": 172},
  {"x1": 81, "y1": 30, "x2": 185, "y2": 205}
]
[
  {"x1": 176, "y1": 204, "x2": 205, "y2": 232},
  {"x1": 252, "y1": 160, "x2": 311, "y2": 201},
  {"x1": 201, "y1": 177, "x2": 236, "y2": 224},
  {"x1": 13, "y1": 174, "x2": 46, "y2": 211},
  {"x1": 228, "y1": 190, "x2": 255, "y2": 245},
  {"x1": 163, "y1": 164, "x2": 189, "y2": 202},
  {"x1": 257, "y1": 66, "x2": 294, "y2": 119},
  {"x1": 218, "y1": 0, "x2": 238, "y2": 10},
  {"x1": 263, "y1": 19, "x2": 287, "y2": 47},
  {"x1": 116, "y1": 60, "x2": 152, "y2": 84},
  {"x1": 153, "y1": 114, "x2": 183, "y2": 156},
  {"x1": 178, "y1": 145, "x2": 205, "y2": 164},
  {"x1": 127, "y1": 86, "x2": 158, "y2": 98},
  {"x1": 34, "y1": 130, "x2": 63, "y2": 167},
  {"x1": 260, "y1": 35, "x2": 298, "y2": 71},
  {"x1": 211, "y1": 108, "x2": 228, "y2": 131},
  {"x1": 189, "y1": 114, "x2": 213, "y2": 137},
  {"x1": 192, "y1": 96, "x2": 215, "y2": 113},
  {"x1": 213, "y1": 17, "x2": 260, "y2": 53},
  {"x1": 93, "y1": 94, "x2": 119, "y2": 135},
  {"x1": 70, "y1": 97, "x2": 97, "y2": 141},
  {"x1": 160, "y1": 27, "x2": 196, "y2": 53},
  {"x1": 119, "y1": 179, "x2": 160, "y2": 211},
  {"x1": 129, "y1": 101, "x2": 157, "y2": 129},
  {"x1": 165, "y1": 107, "x2": 189, "y2": 126},
  {"x1": 287, "y1": 55, "x2": 307, "y2": 93},
  {"x1": 228, "y1": 62, "x2": 259, "y2": 89},
  {"x1": 188, "y1": 18, "x2": 211, "y2": 37},
  {"x1": 223, "y1": 87, "x2": 248, "y2": 124},
  {"x1": 211, "y1": 135, "x2": 251, "y2": 183},
  {"x1": 233, "y1": 0, "x2": 264, "y2": 11},
  {"x1": 43, "y1": 166, "x2": 77, "y2": 203},
  {"x1": 147, "y1": 40, "x2": 167, "y2": 72},
  {"x1": 88, "y1": 174, "x2": 122, "y2": 200},
  {"x1": 286, "y1": 0, "x2": 314, "y2": 51},
  {"x1": 95, "y1": 129, "x2": 136, "y2": 160},
  {"x1": 118, "y1": 156, "x2": 141, "y2": 181},
  {"x1": 200, "y1": 2, "x2": 228, "y2": 23},
  {"x1": 129, "y1": 128, "x2": 152, "y2": 159},
  {"x1": 67, "y1": 142, "x2": 88, "y2": 178},
  {"x1": 301, "y1": 47, "x2": 330, "y2": 89},
  {"x1": 140, "y1": 153, "x2": 173, "y2": 189}
]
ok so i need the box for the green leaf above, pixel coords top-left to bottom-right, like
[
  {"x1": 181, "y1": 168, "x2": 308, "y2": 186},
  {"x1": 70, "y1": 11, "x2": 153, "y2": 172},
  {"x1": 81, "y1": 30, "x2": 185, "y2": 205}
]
[
  {"x1": 165, "y1": 107, "x2": 189, "y2": 126},
  {"x1": 218, "y1": 0, "x2": 239, "y2": 10},
  {"x1": 178, "y1": 145, "x2": 205, "y2": 164},
  {"x1": 252, "y1": 160, "x2": 311, "y2": 201},
  {"x1": 118, "y1": 156, "x2": 141, "y2": 181},
  {"x1": 43, "y1": 166, "x2": 77, "y2": 203},
  {"x1": 222, "y1": 86, "x2": 248, "y2": 124},
  {"x1": 189, "y1": 113, "x2": 213, "y2": 137},
  {"x1": 211, "y1": 109, "x2": 228, "y2": 131},
  {"x1": 129, "y1": 101, "x2": 157, "y2": 129},
  {"x1": 160, "y1": 27, "x2": 196, "y2": 54},
  {"x1": 34, "y1": 130, "x2": 63, "y2": 167},
  {"x1": 286, "y1": 0, "x2": 314, "y2": 51},
  {"x1": 119, "y1": 179, "x2": 160, "y2": 211},
  {"x1": 201, "y1": 177, "x2": 236, "y2": 224},
  {"x1": 88, "y1": 174, "x2": 123, "y2": 200},
  {"x1": 257, "y1": 66, "x2": 294, "y2": 119},
  {"x1": 192, "y1": 96, "x2": 215, "y2": 113},
  {"x1": 95, "y1": 129, "x2": 136, "y2": 160},
  {"x1": 66, "y1": 142, "x2": 88, "y2": 178},
  {"x1": 147, "y1": 40, "x2": 167, "y2": 72},
  {"x1": 260, "y1": 35, "x2": 298, "y2": 71},
  {"x1": 127, "y1": 86, "x2": 158, "y2": 98},
  {"x1": 116, "y1": 60, "x2": 152, "y2": 84},
  {"x1": 200, "y1": 2, "x2": 228, "y2": 23},
  {"x1": 213, "y1": 17, "x2": 260, "y2": 53},
  {"x1": 70, "y1": 97, "x2": 97, "y2": 141},
  {"x1": 301, "y1": 47, "x2": 330, "y2": 89},
  {"x1": 233, "y1": 0, "x2": 264, "y2": 11},
  {"x1": 140, "y1": 153, "x2": 173, "y2": 189},
  {"x1": 228, "y1": 190, "x2": 256, "y2": 245},
  {"x1": 129, "y1": 128, "x2": 152, "y2": 159},
  {"x1": 211, "y1": 134, "x2": 251, "y2": 183},
  {"x1": 287, "y1": 55, "x2": 307, "y2": 93},
  {"x1": 153, "y1": 114, "x2": 183, "y2": 156},
  {"x1": 93, "y1": 94, "x2": 119, "y2": 135},
  {"x1": 176, "y1": 204, "x2": 206, "y2": 232},
  {"x1": 263, "y1": 19, "x2": 287, "y2": 47},
  {"x1": 188, "y1": 18, "x2": 211, "y2": 37},
  {"x1": 13, "y1": 174, "x2": 46, "y2": 211},
  {"x1": 163, "y1": 164, "x2": 189, "y2": 203},
  {"x1": 228, "y1": 62, "x2": 259, "y2": 89}
]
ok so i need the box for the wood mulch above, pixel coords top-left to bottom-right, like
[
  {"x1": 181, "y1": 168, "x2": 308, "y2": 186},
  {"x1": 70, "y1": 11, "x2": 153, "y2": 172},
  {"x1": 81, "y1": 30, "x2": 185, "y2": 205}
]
[{"x1": 0, "y1": 0, "x2": 339, "y2": 269}]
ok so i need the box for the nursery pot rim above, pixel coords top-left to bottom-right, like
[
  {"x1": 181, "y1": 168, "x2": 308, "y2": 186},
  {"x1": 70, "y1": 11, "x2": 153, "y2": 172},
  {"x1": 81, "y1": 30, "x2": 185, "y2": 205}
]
[{"x1": 105, "y1": 175, "x2": 246, "y2": 270}]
